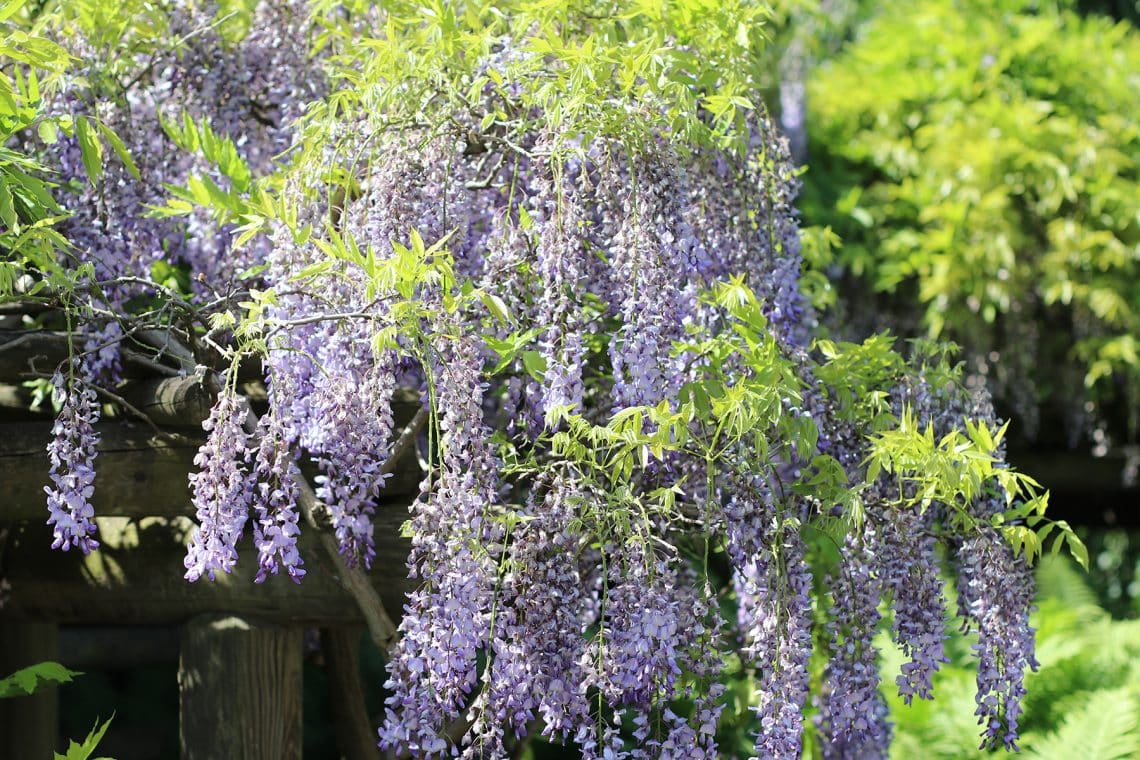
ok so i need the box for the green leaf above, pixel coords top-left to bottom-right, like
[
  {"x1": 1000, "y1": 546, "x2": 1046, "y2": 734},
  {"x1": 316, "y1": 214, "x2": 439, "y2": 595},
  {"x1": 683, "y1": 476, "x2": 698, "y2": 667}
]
[
  {"x1": 291, "y1": 260, "x2": 333, "y2": 281},
  {"x1": 0, "y1": 661, "x2": 82, "y2": 698},
  {"x1": 0, "y1": 0, "x2": 26, "y2": 23},
  {"x1": 96, "y1": 121, "x2": 140, "y2": 180},
  {"x1": 74, "y1": 116, "x2": 103, "y2": 185},
  {"x1": 0, "y1": 179, "x2": 16, "y2": 229},
  {"x1": 37, "y1": 119, "x2": 58, "y2": 144},
  {"x1": 237, "y1": 264, "x2": 267, "y2": 281},
  {"x1": 54, "y1": 715, "x2": 114, "y2": 760},
  {"x1": 480, "y1": 291, "x2": 513, "y2": 326},
  {"x1": 1065, "y1": 529, "x2": 1089, "y2": 571},
  {"x1": 521, "y1": 350, "x2": 546, "y2": 381}
]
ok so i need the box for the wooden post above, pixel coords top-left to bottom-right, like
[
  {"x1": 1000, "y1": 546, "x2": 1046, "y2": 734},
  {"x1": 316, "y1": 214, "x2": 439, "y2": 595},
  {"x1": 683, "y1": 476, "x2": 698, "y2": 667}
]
[
  {"x1": 0, "y1": 621, "x2": 60, "y2": 758},
  {"x1": 321, "y1": 626, "x2": 380, "y2": 760},
  {"x1": 179, "y1": 615, "x2": 301, "y2": 760}
]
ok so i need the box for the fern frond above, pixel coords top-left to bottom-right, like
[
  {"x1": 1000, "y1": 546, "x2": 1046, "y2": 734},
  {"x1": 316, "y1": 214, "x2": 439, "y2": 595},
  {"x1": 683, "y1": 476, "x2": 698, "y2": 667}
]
[
  {"x1": 1035, "y1": 555, "x2": 1101, "y2": 618},
  {"x1": 1024, "y1": 688, "x2": 1140, "y2": 760}
]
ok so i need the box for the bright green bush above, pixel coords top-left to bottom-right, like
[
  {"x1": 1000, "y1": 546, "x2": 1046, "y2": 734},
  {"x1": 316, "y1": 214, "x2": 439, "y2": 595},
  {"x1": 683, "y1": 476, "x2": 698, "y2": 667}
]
[{"x1": 802, "y1": 0, "x2": 1140, "y2": 436}]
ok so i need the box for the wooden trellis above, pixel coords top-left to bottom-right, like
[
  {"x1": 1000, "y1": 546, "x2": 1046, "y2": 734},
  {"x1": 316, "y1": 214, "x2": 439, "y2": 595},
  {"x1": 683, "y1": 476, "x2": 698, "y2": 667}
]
[{"x1": 0, "y1": 329, "x2": 423, "y2": 759}]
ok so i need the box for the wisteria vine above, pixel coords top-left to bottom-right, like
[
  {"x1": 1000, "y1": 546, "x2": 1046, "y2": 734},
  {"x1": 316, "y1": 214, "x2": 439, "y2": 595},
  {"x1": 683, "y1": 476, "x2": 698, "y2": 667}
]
[{"x1": 6, "y1": 2, "x2": 1084, "y2": 758}]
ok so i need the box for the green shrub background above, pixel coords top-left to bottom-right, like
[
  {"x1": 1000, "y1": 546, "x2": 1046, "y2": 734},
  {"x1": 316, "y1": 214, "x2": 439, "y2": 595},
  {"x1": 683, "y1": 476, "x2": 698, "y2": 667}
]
[{"x1": 800, "y1": 0, "x2": 1140, "y2": 439}]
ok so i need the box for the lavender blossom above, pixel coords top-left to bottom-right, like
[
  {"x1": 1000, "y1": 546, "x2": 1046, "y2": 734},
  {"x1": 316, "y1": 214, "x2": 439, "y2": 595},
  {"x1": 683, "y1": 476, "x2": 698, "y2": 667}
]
[
  {"x1": 686, "y1": 116, "x2": 810, "y2": 345},
  {"x1": 596, "y1": 556, "x2": 684, "y2": 710},
  {"x1": 949, "y1": 394, "x2": 1038, "y2": 750},
  {"x1": 816, "y1": 531, "x2": 892, "y2": 760},
  {"x1": 465, "y1": 478, "x2": 595, "y2": 756},
  {"x1": 956, "y1": 522, "x2": 1038, "y2": 750},
  {"x1": 724, "y1": 483, "x2": 813, "y2": 758},
  {"x1": 878, "y1": 507, "x2": 948, "y2": 705},
  {"x1": 746, "y1": 540, "x2": 813, "y2": 759},
  {"x1": 184, "y1": 392, "x2": 253, "y2": 582},
  {"x1": 311, "y1": 353, "x2": 397, "y2": 568},
  {"x1": 250, "y1": 412, "x2": 305, "y2": 583},
  {"x1": 44, "y1": 371, "x2": 101, "y2": 554},
  {"x1": 533, "y1": 150, "x2": 593, "y2": 414},
  {"x1": 602, "y1": 145, "x2": 700, "y2": 409},
  {"x1": 580, "y1": 545, "x2": 717, "y2": 757},
  {"x1": 378, "y1": 334, "x2": 502, "y2": 758}
]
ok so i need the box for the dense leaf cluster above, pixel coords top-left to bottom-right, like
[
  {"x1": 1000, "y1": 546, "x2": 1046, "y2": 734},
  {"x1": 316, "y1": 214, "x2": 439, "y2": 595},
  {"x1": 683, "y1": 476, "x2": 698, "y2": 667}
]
[{"x1": 801, "y1": 0, "x2": 1140, "y2": 440}]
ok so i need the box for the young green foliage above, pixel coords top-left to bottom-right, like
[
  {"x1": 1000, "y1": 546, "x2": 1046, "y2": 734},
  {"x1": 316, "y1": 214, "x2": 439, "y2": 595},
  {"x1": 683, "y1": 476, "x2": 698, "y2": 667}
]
[{"x1": 802, "y1": 0, "x2": 1140, "y2": 436}]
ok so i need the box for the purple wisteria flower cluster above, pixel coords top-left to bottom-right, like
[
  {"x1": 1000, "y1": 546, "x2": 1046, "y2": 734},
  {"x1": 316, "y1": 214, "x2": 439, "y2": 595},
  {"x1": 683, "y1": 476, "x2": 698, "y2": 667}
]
[
  {"x1": 37, "y1": 0, "x2": 318, "y2": 563},
  {"x1": 463, "y1": 478, "x2": 595, "y2": 756},
  {"x1": 534, "y1": 158, "x2": 592, "y2": 413},
  {"x1": 603, "y1": 146, "x2": 700, "y2": 410},
  {"x1": 723, "y1": 481, "x2": 813, "y2": 759},
  {"x1": 184, "y1": 390, "x2": 253, "y2": 582},
  {"x1": 378, "y1": 333, "x2": 503, "y2": 757},
  {"x1": 816, "y1": 530, "x2": 893, "y2": 759},
  {"x1": 956, "y1": 390, "x2": 1039, "y2": 750},
  {"x1": 29, "y1": 7, "x2": 1052, "y2": 760},
  {"x1": 956, "y1": 524, "x2": 1038, "y2": 751},
  {"x1": 879, "y1": 506, "x2": 949, "y2": 705},
  {"x1": 44, "y1": 370, "x2": 101, "y2": 554},
  {"x1": 250, "y1": 410, "x2": 306, "y2": 583}
]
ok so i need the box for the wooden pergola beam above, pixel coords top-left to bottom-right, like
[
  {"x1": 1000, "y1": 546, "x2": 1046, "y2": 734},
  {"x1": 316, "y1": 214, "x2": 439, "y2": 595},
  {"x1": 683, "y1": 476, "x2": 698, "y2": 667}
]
[
  {"x1": 118, "y1": 375, "x2": 216, "y2": 428},
  {"x1": 0, "y1": 328, "x2": 263, "y2": 383},
  {"x1": 2, "y1": 517, "x2": 413, "y2": 626},
  {"x1": 1, "y1": 421, "x2": 201, "y2": 522},
  {"x1": 0, "y1": 413, "x2": 423, "y2": 524},
  {"x1": 0, "y1": 329, "x2": 72, "y2": 381}
]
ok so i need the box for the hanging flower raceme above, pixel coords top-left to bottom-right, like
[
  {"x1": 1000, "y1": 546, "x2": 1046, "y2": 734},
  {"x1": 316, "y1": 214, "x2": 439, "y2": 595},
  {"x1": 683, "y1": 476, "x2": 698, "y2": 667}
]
[
  {"x1": 44, "y1": 370, "x2": 101, "y2": 554},
  {"x1": 463, "y1": 478, "x2": 596, "y2": 757},
  {"x1": 379, "y1": 332, "x2": 504, "y2": 758},
  {"x1": 879, "y1": 505, "x2": 949, "y2": 705},
  {"x1": 311, "y1": 351, "x2": 397, "y2": 568},
  {"x1": 723, "y1": 482, "x2": 814, "y2": 758},
  {"x1": 956, "y1": 503, "x2": 1039, "y2": 751},
  {"x1": 534, "y1": 156, "x2": 593, "y2": 414},
  {"x1": 744, "y1": 537, "x2": 814, "y2": 760},
  {"x1": 43, "y1": 321, "x2": 129, "y2": 555},
  {"x1": 816, "y1": 529, "x2": 892, "y2": 760},
  {"x1": 604, "y1": 146, "x2": 700, "y2": 410},
  {"x1": 250, "y1": 408, "x2": 306, "y2": 584},
  {"x1": 184, "y1": 390, "x2": 254, "y2": 582}
]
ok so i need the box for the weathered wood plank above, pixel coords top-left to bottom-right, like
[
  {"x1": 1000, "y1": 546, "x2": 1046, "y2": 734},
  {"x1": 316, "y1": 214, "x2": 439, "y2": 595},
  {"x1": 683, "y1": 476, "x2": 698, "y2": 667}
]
[
  {"x1": 1, "y1": 517, "x2": 414, "y2": 625},
  {"x1": 118, "y1": 376, "x2": 216, "y2": 428},
  {"x1": 0, "y1": 328, "x2": 267, "y2": 383},
  {"x1": 179, "y1": 615, "x2": 302, "y2": 760},
  {"x1": 0, "y1": 414, "x2": 423, "y2": 523},
  {"x1": 1, "y1": 422, "x2": 202, "y2": 522},
  {"x1": 0, "y1": 329, "x2": 72, "y2": 381}
]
